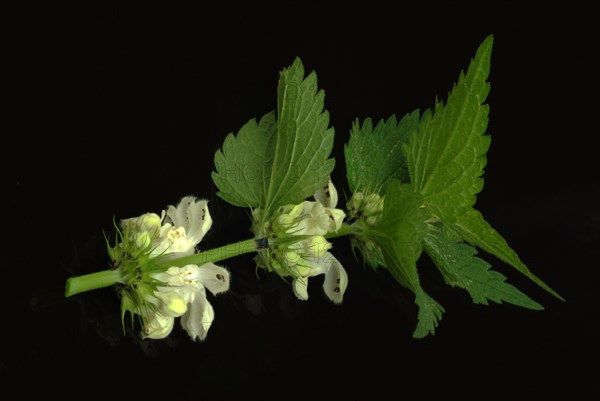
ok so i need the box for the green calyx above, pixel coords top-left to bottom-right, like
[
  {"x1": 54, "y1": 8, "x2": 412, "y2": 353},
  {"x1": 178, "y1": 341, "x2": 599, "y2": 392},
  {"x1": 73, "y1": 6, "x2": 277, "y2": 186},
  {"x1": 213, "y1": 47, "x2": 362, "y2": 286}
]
[{"x1": 104, "y1": 221, "x2": 169, "y2": 330}]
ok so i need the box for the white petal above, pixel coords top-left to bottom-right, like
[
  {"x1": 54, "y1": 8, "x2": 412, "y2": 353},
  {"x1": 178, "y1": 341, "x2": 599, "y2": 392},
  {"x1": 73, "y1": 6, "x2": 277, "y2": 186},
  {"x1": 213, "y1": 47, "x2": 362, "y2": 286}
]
[
  {"x1": 322, "y1": 253, "x2": 348, "y2": 304},
  {"x1": 151, "y1": 226, "x2": 197, "y2": 257},
  {"x1": 327, "y1": 181, "x2": 339, "y2": 208},
  {"x1": 291, "y1": 258, "x2": 330, "y2": 301},
  {"x1": 149, "y1": 223, "x2": 173, "y2": 256},
  {"x1": 181, "y1": 288, "x2": 215, "y2": 342},
  {"x1": 327, "y1": 208, "x2": 346, "y2": 232},
  {"x1": 292, "y1": 277, "x2": 309, "y2": 300},
  {"x1": 178, "y1": 264, "x2": 203, "y2": 283},
  {"x1": 154, "y1": 287, "x2": 191, "y2": 317},
  {"x1": 287, "y1": 203, "x2": 305, "y2": 219},
  {"x1": 197, "y1": 263, "x2": 230, "y2": 295},
  {"x1": 149, "y1": 224, "x2": 181, "y2": 258},
  {"x1": 152, "y1": 265, "x2": 192, "y2": 285},
  {"x1": 304, "y1": 236, "x2": 332, "y2": 259},
  {"x1": 186, "y1": 199, "x2": 212, "y2": 244},
  {"x1": 295, "y1": 213, "x2": 328, "y2": 236},
  {"x1": 166, "y1": 227, "x2": 196, "y2": 254},
  {"x1": 166, "y1": 196, "x2": 193, "y2": 229},
  {"x1": 307, "y1": 258, "x2": 329, "y2": 277},
  {"x1": 151, "y1": 266, "x2": 179, "y2": 284},
  {"x1": 142, "y1": 310, "x2": 175, "y2": 339},
  {"x1": 314, "y1": 180, "x2": 338, "y2": 209}
]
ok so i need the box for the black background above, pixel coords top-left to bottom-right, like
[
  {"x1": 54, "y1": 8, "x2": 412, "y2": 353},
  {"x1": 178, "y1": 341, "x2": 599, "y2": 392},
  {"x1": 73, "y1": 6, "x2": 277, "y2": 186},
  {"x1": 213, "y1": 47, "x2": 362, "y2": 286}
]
[{"x1": 3, "y1": 2, "x2": 598, "y2": 400}]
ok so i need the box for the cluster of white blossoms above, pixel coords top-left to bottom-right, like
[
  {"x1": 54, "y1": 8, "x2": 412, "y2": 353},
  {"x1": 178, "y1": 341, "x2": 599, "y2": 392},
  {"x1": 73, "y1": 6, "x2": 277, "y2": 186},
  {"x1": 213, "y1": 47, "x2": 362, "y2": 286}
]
[
  {"x1": 119, "y1": 197, "x2": 229, "y2": 341},
  {"x1": 263, "y1": 180, "x2": 349, "y2": 304},
  {"x1": 143, "y1": 262, "x2": 229, "y2": 340},
  {"x1": 121, "y1": 196, "x2": 213, "y2": 259},
  {"x1": 114, "y1": 182, "x2": 349, "y2": 341}
]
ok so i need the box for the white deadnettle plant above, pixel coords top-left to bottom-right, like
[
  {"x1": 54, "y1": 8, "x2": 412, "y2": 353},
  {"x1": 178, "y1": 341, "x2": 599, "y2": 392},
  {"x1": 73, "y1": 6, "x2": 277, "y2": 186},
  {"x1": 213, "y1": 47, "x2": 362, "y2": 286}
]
[
  {"x1": 65, "y1": 47, "x2": 558, "y2": 343},
  {"x1": 118, "y1": 197, "x2": 229, "y2": 341}
]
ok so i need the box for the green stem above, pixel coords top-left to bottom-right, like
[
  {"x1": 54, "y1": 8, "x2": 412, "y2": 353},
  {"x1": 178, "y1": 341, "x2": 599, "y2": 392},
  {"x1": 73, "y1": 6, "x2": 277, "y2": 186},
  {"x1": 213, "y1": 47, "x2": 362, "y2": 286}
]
[
  {"x1": 162, "y1": 224, "x2": 355, "y2": 269},
  {"x1": 154, "y1": 238, "x2": 258, "y2": 269},
  {"x1": 65, "y1": 268, "x2": 124, "y2": 297},
  {"x1": 325, "y1": 223, "x2": 355, "y2": 240},
  {"x1": 64, "y1": 227, "x2": 358, "y2": 298}
]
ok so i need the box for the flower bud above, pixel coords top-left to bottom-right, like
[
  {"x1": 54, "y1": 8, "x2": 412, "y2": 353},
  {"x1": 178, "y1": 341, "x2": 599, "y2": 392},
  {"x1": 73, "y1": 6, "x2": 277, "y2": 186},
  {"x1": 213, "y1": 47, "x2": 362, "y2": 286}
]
[
  {"x1": 347, "y1": 192, "x2": 365, "y2": 216},
  {"x1": 363, "y1": 193, "x2": 383, "y2": 217},
  {"x1": 122, "y1": 212, "x2": 162, "y2": 239}
]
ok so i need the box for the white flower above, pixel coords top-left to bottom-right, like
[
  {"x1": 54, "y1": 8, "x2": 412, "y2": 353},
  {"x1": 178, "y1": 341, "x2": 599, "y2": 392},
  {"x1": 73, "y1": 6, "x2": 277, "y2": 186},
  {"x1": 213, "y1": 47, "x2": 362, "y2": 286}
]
[
  {"x1": 292, "y1": 252, "x2": 348, "y2": 305},
  {"x1": 152, "y1": 196, "x2": 212, "y2": 258},
  {"x1": 120, "y1": 196, "x2": 212, "y2": 259},
  {"x1": 255, "y1": 180, "x2": 348, "y2": 303},
  {"x1": 314, "y1": 179, "x2": 339, "y2": 209},
  {"x1": 153, "y1": 196, "x2": 213, "y2": 258},
  {"x1": 180, "y1": 286, "x2": 215, "y2": 342},
  {"x1": 309, "y1": 180, "x2": 345, "y2": 233},
  {"x1": 284, "y1": 235, "x2": 332, "y2": 275},
  {"x1": 118, "y1": 196, "x2": 227, "y2": 341},
  {"x1": 147, "y1": 263, "x2": 230, "y2": 341},
  {"x1": 295, "y1": 202, "x2": 330, "y2": 235},
  {"x1": 141, "y1": 309, "x2": 175, "y2": 339},
  {"x1": 288, "y1": 180, "x2": 350, "y2": 304},
  {"x1": 280, "y1": 180, "x2": 345, "y2": 237}
]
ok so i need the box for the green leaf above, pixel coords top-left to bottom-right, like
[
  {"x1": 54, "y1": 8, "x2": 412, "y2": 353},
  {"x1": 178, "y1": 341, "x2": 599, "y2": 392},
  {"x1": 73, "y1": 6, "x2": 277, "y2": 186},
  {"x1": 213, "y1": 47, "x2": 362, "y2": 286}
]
[
  {"x1": 212, "y1": 112, "x2": 275, "y2": 207},
  {"x1": 379, "y1": 180, "x2": 429, "y2": 287},
  {"x1": 345, "y1": 111, "x2": 420, "y2": 194},
  {"x1": 262, "y1": 58, "x2": 335, "y2": 216},
  {"x1": 424, "y1": 230, "x2": 543, "y2": 309},
  {"x1": 401, "y1": 35, "x2": 561, "y2": 300},
  {"x1": 404, "y1": 35, "x2": 493, "y2": 221},
  {"x1": 212, "y1": 58, "x2": 334, "y2": 215},
  {"x1": 453, "y1": 209, "x2": 564, "y2": 301},
  {"x1": 413, "y1": 290, "x2": 445, "y2": 339},
  {"x1": 378, "y1": 179, "x2": 444, "y2": 337}
]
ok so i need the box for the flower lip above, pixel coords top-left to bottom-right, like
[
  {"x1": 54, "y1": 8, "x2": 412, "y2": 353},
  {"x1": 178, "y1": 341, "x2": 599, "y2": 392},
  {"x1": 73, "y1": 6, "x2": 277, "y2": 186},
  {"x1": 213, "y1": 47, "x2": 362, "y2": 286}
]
[
  {"x1": 291, "y1": 252, "x2": 348, "y2": 304},
  {"x1": 314, "y1": 179, "x2": 339, "y2": 209},
  {"x1": 181, "y1": 290, "x2": 215, "y2": 342}
]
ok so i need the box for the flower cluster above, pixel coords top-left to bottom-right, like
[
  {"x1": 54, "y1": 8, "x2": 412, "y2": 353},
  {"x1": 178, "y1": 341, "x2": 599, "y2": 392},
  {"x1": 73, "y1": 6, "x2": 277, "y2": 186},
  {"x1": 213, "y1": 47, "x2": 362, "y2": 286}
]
[
  {"x1": 142, "y1": 263, "x2": 229, "y2": 340},
  {"x1": 120, "y1": 196, "x2": 212, "y2": 259},
  {"x1": 346, "y1": 192, "x2": 385, "y2": 268},
  {"x1": 255, "y1": 181, "x2": 349, "y2": 304},
  {"x1": 346, "y1": 192, "x2": 384, "y2": 225},
  {"x1": 115, "y1": 197, "x2": 229, "y2": 341}
]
